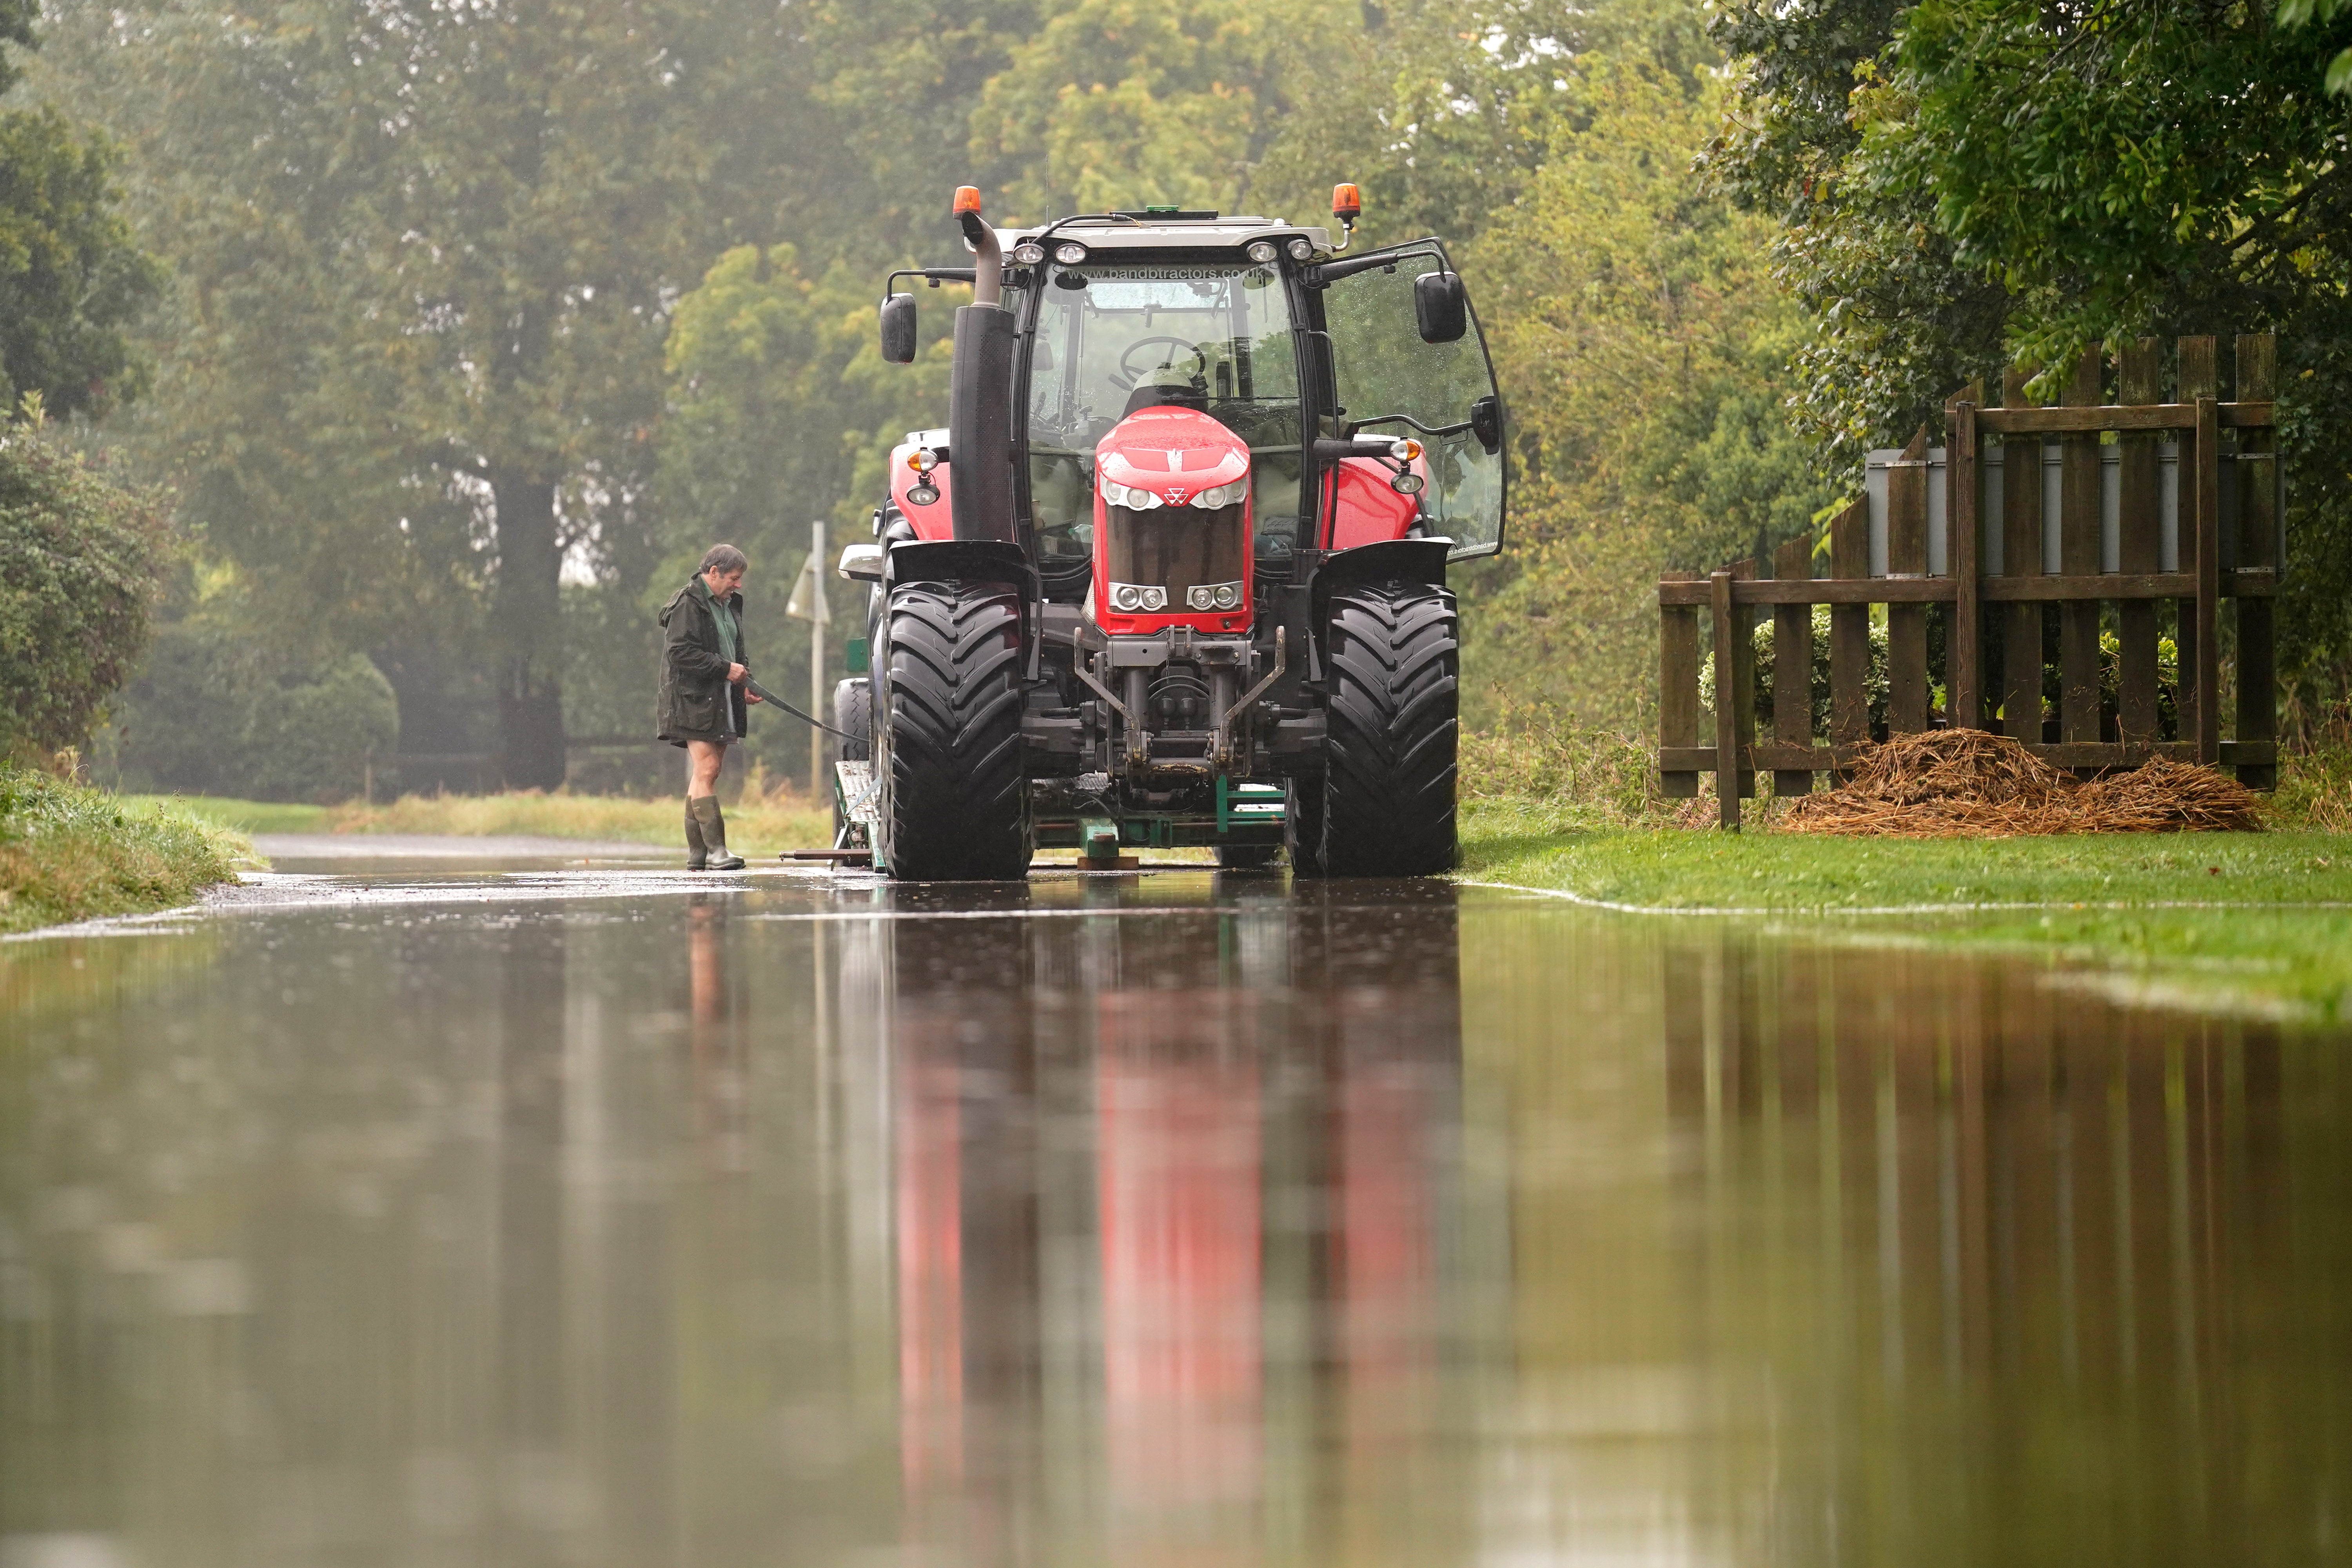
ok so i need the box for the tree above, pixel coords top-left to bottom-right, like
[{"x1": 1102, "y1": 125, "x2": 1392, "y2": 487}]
[
  {"x1": 1708, "y1": 0, "x2": 2352, "y2": 711},
  {"x1": 36, "y1": 0, "x2": 831, "y2": 785},
  {"x1": 656, "y1": 242, "x2": 962, "y2": 783},
  {"x1": 0, "y1": 0, "x2": 160, "y2": 420},
  {"x1": 1466, "y1": 58, "x2": 1832, "y2": 730}
]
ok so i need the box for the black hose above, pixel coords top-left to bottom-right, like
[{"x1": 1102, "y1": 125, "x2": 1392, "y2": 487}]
[{"x1": 743, "y1": 678, "x2": 860, "y2": 742}]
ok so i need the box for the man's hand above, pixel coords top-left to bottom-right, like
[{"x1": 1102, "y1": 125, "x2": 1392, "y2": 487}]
[
  {"x1": 727, "y1": 662, "x2": 747, "y2": 683},
  {"x1": 746, "y1": 688, "x2": 764, "y2": 703}
]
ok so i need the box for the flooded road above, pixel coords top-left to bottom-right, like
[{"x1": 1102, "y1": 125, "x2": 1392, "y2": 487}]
[{"x1": 4, "y1": 863, "x2": 2350, "y2": 1567}]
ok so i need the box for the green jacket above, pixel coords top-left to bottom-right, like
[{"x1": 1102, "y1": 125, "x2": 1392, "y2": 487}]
[{"x1": 657, "y1": 576, "x2": 747, "y2": 745}]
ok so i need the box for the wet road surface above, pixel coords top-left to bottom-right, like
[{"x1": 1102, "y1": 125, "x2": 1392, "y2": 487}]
[{"x1": 4, "y1": 860, "x2": 2350, "y2": 1566}]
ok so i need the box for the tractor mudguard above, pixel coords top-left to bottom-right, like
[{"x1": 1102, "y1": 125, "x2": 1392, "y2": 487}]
[
  {"x1": 884, "y1": 537, "x2": 1036, "y2": 597},
  {"x1": 1309, "y1": 537, "x2": 1450, "y2": 649}
]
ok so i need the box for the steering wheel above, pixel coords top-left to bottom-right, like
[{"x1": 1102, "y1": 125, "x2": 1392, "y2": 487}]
[{"x1": 1113, "y1": 335, "x2": 1209, "y2": 391}]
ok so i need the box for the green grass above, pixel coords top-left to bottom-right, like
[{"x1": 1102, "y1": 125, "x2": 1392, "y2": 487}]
[
  {"x1": 1457, "y1": 805, "x2": 2352, "y2": 1020},
  {"x1": 113, "y1": 793, "x2": 331, "y2": 834},
  {"x1": 107, "y1": 788, "x2": 833, "y2": 857},
  {"x1": 3, "y1": 773, "x2": 252, "y2": 934}
]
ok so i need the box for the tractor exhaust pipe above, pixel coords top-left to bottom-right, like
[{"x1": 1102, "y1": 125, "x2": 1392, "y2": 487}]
[{"x1": 948, "y1": 186, "x2": 1017, "y2": 545}]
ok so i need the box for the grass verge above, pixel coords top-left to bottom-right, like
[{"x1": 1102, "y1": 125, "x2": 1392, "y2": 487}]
[
  {"x1": 1457, "y1": 809, "x2": 2352, "y2": 1020},
  {"x1": 1455, "y1": 723, "x2": 2352, "y2": 1018},
  {"x1": 316, "y1": 789, "x2": 832, "y2": 856},
  {"x1": 3, "y1": 772, "x2": 251, "y2": 935}
]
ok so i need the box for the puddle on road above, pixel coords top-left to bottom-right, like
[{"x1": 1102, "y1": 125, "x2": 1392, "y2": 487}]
[{"x1": 2, "y1": 867, "x2": 2348, "y2": 1566}]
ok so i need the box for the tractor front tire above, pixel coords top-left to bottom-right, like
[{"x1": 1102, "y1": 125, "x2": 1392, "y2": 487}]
[
  {"x1": 1320, "y1": 579, "x2": 1459, "y2": 876},
  {"x1": 877, "y1": 581, "x2": 1032, "y2": 880}
]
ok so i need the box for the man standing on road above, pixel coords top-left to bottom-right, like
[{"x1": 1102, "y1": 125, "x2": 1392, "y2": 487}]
[{"x1": 658, "y1": 544, "x2": 762, "y2": 870}]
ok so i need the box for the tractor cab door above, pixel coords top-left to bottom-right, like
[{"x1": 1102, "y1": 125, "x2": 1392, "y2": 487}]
[{"x1": 1314, "y1": 241, "x2": 1506, "y2": 559}]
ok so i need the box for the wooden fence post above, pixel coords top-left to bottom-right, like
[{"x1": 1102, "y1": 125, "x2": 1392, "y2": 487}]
[
  {"x1": 2116, "y1": 338, "x2": 2164, "y2": 748},
  {"x1": 2178, "y1": 336, "x2": 2217, "y2": 759},
  {"x1": 1947, "y1": 397, "x2": 1981, "y2": 728},
  {"x1": 1999, "y1": 367, "x2": 2046, "y2": 744},
  {"x1": 1887, "y1": 426, "x2": 1931, "y2": 733},
  {"x1": 1773, "y1": 534, "x2": 1816, "y2": 795},
  {"x1": 1659, "y1": 570, "x2": 1702, "y2": 798},
  {"x1": 1711, "y1": 569, "x2": 1742, "y2": 829},
  {"x1": 2235, "y1": 332, "x2": 2278, "y2": 787},
  {"x1": 1829, "y1": 498, "x2": 1871, "y2": 777},
  {"x1": 2059, "y1": 348, "x2": 2104, "y2": 764}
]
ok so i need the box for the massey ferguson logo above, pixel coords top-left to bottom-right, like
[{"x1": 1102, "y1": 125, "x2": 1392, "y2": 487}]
[{"x1": 1163, "y1": 487, "x2": 1188, "y2": 505}]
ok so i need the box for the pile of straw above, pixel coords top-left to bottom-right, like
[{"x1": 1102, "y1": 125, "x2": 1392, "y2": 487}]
[{"x1": 1777, "y1": 730, "x2": 2263, "y2": 836}]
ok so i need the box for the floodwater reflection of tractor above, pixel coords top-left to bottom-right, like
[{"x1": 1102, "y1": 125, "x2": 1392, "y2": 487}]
[{"x1": 828, "y1": 183, "x2": 1508, "y2": 879}]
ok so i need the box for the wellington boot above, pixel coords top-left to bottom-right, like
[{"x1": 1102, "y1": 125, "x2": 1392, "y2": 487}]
[
  {"x1": 684, "y1": 799, "x2": 708, "y2": 870},
  {"x1": 690, "y1": 796, "x2": 746, "y2": 870}
]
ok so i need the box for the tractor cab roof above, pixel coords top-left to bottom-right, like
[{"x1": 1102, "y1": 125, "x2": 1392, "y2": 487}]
[{"x1": 993, "y1": 213, "x2": 1334, "y2": 254}]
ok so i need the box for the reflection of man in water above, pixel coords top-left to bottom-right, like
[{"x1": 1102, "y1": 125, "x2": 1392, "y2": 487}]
[{"x1": 685, "y1": 899, "x2": 746, "y2": 1161}]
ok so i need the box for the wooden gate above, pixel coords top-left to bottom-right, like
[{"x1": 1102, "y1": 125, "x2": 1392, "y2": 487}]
[{"x1": 1658, "y1": 334, "x2": 2280, "y2": 828}]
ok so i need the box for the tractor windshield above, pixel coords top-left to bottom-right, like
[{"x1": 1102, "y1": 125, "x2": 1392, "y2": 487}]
[{"x1": 1026, "y1": 260, "x2": 1307, "y2": 573}]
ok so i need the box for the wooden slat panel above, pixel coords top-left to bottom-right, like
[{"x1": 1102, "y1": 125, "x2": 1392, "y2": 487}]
[
  {"x1": 2178, "y1": 337, "x2": 2216, "y2": 757},
  {"x1": 1731, "y1": 557, "x2": 1759, "y2": 804},
  {"x1": 1773, "y1": 535, "x2": 1816, "y2": 797},
  {"x1": 1975, "y1": 401, "x2": 2273, "y2": 432},
  {"x1": 2234, "y1": 333, "x2": 2278, "y2": 788},
  {"x1": 2059, "y1": 349, "x2": 2103, "y2": 757},
  {"x1": 2116, "y1": 338, "x2": 2163, "y2": 746},
  {"x1": 1659, "y1": 570, "x2": 2276, "y2": 606},
  {"x1": 1999, "y1": 367, "x2": 2045, "y2": 746},
  {"x1": 1887, "y1": 425, "x2": 1931, "y2": 733},
  {"x1": 1658, "y1": 569, "x2": 1701, "y2": 797},
  {"x1": 1949, "y1": 399, "x2": 1982, "y2": 728},
  {"x1": 1981, "y1": 571, "x2": 2276, "y2": 601},
  {"x1": 1829, "y1": 497, "x2": 1871, "y2": 779},
  {"x1": 1661, "y1": 579, "x2": 1952, "y2": 606},
  {"x1": 1660, "y1": 739, "x2": 2278, "y2": 771}
]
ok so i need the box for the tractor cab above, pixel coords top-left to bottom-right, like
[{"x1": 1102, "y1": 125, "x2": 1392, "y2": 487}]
[{"x1": 838, "y1": 187, "x2": 1507, "y2": 880}]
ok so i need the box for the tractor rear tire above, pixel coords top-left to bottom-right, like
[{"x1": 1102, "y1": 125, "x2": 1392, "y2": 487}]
[
  {"x1": 1320, "y1": 578, "x2": 1459, "y2": 876},
  {"x1": 831, "y1": 677, "x2": 872, "y2": 844},
  {"x1": 876, "y1": 580, "x2": 1032, "y2": 880}
]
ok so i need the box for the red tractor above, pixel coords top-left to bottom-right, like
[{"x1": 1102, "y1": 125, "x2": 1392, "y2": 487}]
[{"x1": 830, "y1": 184, "x2": 1506, "y2": 879}]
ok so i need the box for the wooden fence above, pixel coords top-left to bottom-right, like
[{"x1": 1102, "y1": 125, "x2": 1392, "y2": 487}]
[{"x1": 1659, "y1": 333, "x2": 2281, "y2": 828}]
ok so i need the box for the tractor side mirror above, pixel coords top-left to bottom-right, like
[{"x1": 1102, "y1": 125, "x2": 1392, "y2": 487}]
[
  {"x1": 1470, "y1": 394, "x2": 1501, "y2": 456},
  {"x1": 1414, "y1": 270, "x2": 1467, "y2": 344},
  {"x1": 879, "y1": 293, "x2": 918, "y2": 364}
]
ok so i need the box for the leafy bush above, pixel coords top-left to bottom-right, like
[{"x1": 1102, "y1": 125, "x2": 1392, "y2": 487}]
[
  {"x1": 1459, "y1": 699, "x2": 1662, "y2": 826},
  {"x1": 0, "y1": 417, "x2": 171, "y2": 761},
  {"x1": 103, "y1": 609, "x2": 399, "y2": 802}
]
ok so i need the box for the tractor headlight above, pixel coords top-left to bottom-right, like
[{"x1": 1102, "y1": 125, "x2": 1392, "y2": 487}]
[
  {"x1": 1141, "y1": 587, "x2": 1167, "y2": 610},
  {"x1": 1111, "y1": 584, "x2": 1141, "y2": 612},
  {"x1": 1245, "y1": 240, "x2": 1279, "y2": 263},
  {"x1": 1190, "y1": 480, "x2": 1246, "y2": 509},
  {"x1": 1010, "y1": 241, "x2": 1046, "y2": 265},
  {"x1": 1287, "y1": 237, "x2": 1315, "y2": 262},
  {"x1": 1213, "y1": 582, "x2": 1241, "y2": 609},
  {"x1": 1187, "y1": 581, "x2": 1244, "y2": 611},
  {"x1": 1054, "y1": 242, "x2": 1088, "y2": 265},
  {"x1": 1102, "y1": 478, "x2": 1163, "y2": 509}
]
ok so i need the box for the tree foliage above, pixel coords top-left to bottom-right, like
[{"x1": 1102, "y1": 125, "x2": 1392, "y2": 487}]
[
  {"x1": 1467, "y1": 59, "x2": 1832, "y2": 728},
  {"x1": 0, "y1": 415, "x2": 172, "y2": 760},
  {"x1": 1710, "y1": 0, "x2": 2352, "y2": 714}
]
